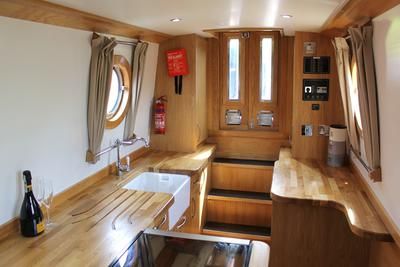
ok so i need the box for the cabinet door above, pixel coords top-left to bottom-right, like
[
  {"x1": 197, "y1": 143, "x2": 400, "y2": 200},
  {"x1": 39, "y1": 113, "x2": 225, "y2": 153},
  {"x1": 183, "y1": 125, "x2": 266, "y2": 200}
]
[{"x1": 189, "y1": 183, "x2": 201, "y2": 233}]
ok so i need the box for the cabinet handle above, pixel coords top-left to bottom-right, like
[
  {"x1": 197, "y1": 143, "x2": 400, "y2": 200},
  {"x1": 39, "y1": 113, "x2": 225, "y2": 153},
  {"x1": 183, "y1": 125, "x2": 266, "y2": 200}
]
[
  {"x1": 153, "y1": 214, "x2": 167, "y2": 230},
  {"x1": 191, "y1": 198, "x2": 196, "y2": 219},
  {"x1": 176, "y1": 216, "x2": 187, "y2": 229}
]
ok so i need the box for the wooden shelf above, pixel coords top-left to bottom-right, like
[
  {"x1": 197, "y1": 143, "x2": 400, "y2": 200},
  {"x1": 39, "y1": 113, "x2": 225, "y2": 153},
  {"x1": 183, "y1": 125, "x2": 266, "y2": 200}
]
[{"x1": 203, "y1": 222, "x2": 271, "y2": 242}]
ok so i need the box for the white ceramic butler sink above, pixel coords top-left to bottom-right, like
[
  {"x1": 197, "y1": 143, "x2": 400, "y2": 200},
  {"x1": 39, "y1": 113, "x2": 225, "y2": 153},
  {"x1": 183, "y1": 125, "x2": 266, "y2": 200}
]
[{"x1": 123, "y1": 172, "x2": 190, "y2": 230}]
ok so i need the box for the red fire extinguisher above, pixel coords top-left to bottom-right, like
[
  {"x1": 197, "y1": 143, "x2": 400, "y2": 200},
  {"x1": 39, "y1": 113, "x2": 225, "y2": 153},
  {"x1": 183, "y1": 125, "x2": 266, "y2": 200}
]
[{"x1": 154, "y1": 96, "x2": 167, "y2": 134}]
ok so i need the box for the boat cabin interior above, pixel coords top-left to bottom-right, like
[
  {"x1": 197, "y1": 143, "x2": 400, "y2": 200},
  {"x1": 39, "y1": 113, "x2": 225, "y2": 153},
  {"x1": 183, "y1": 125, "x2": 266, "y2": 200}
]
[{"x1": 1, "y1": 0, "x2": 400, "y2": 266}]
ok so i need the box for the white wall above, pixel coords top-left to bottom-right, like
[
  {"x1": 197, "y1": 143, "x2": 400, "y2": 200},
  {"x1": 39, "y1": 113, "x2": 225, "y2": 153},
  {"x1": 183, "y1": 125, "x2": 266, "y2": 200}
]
[
  {"x1": 352, "y1": 4, "x2": 400, "y2": 231},
  {"x1": 0, "y1": 17, "x2": 158, "y2": 225}
]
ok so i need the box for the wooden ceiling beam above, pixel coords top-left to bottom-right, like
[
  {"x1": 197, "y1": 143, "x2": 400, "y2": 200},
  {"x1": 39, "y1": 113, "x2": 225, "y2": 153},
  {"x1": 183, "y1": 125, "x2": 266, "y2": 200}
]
[
  {"x1": 0, "y1": 0, "x2": 171, "y2": 43},
  {"x1": 321, "y1": 0, "x2": 400, "y2": 37}
]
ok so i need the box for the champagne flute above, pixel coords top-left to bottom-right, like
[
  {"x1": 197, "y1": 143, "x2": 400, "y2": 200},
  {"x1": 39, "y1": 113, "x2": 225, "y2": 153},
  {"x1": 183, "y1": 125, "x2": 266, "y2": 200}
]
[
  {"x1": 42, "y1": 179, "x2": 54, "y2": 227},
  {"x1": 32, "y1": 177, "x2": 44, "y2": 205}
]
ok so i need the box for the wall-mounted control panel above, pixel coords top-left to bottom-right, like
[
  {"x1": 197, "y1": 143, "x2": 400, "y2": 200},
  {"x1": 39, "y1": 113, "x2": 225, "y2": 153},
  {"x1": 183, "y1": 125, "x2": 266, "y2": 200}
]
[
  {"x1": 303, "y1": 79, "x2": 329, "y2": 101},
  {"x1": 303, "y1": 56, "x2": 330, "y2": 74}
]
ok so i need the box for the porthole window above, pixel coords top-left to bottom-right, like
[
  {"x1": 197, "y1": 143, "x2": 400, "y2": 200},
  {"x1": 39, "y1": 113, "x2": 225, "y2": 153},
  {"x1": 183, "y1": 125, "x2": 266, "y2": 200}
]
[{"x1": 105, "y1": 55, "x2": 131, "y2": 129}]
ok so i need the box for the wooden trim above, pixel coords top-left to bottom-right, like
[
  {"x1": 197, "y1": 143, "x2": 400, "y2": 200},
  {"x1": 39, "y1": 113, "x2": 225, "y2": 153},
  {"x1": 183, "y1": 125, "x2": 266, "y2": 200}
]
[
  {"x1": 350, "y1": 159, "x2": 400, "y2": 247},
  {"x1": 248, "y1": 31, "x2": 280, "y2": 130},
  {"x1": 212, "y1": 162, "x2": 274, "y2": 170},
  {"x1": 204, "y1": 27, "x2": 284, "y2": 38},
  {"x1": 207, "y1": 194, "x2": 272, "y2": 205},
  {"x1": 0, "y1": 218, "x2": 19, "y2": 242},
  {"x1": 0, "y1": 0, "x2": 171, "y2": 43},
  {"x1": 220, "y1": 32, "x2": 249, "y2": 130},
  {"x1": 105, "y1": 55, "x2": 132, "y2": 129},
  {"x1": 202, "y1": 228, "x2": 271, "y2": 242},
  {"x1": 0, "y1": 146, "x2": 150, "y2": 240},
  {"x1": 321, "y1": 0, "x2": 400, "y2": 36}
]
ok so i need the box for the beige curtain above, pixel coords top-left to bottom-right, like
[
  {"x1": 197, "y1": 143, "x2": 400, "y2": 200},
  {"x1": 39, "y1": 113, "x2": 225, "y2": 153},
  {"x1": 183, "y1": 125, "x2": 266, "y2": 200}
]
[
  {"x1": 123, "y1": 42, "x2": 149, "y2": 140},
  {"x1": 86, "y1": 33, "x2": 117, "y2": 163},
  {"x1": 349, "y1": 26, "x2": 381, "y2": 181},
  {"x1": 332, "y1": 38, "x2": 360, "y2": 153}
]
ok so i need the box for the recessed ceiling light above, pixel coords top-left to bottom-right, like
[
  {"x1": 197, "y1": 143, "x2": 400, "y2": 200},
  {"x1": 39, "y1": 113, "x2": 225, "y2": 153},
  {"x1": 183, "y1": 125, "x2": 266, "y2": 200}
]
[
  {"x1": 281, "y1": 14, "x2": 293, "y2": 19},
  {"x1": 170, "y1": 18, "x2": 182, "y2": 22}
]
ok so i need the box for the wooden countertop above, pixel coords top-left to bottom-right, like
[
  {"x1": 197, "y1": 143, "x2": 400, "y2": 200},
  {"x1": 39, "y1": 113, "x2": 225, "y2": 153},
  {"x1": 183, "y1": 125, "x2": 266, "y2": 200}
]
[
  {"x1": 0, "y1": 144, "x2": 216, "y2": 267},
  {"x1": 271, "y1": 148, "x2": 392, "y2": 241}
]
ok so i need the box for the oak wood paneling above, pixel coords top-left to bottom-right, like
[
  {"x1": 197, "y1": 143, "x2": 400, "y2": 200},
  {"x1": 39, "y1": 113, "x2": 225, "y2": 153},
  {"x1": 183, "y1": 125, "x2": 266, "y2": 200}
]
[
  {"x1": 207, "y1": 136, "x2": 289, "y2": 160},
  {"x1": 270, "y1": 201, "x2": 370, "y2": 267},
  {"x1": 350, "y1": 160, "x2": 400, "y2": 246},
  {"x1": 291, "y1": 32, "x2": 345, "y2": 160},
  {"x1": 369, "y1": 241, "x2": 400, "y2": 267},
  {"x1": 212, "y1": 163, "x2": 273, "y2": 192},
  {"x1": 151, "y1": 34, "x2": 207, "y2": 153},
  {"x1": 0, "y1": 0, "x2": 170, "y2": 43}
]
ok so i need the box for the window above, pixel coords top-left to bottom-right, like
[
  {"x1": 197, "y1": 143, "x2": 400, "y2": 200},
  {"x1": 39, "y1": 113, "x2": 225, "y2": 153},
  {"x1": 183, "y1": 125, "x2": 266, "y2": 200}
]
[
  {"x1": 228, "y1": 39, "x2": 240, "y2": 101},
  {"x1": 260, "y1": 37, "x2": 273, "y2": 101},
  {"x1": 105, "y1": 55, "x2": 131, "y2": 129},
  {"x1": 220, "y1": 31, "x2": 279, "y2": 130}
]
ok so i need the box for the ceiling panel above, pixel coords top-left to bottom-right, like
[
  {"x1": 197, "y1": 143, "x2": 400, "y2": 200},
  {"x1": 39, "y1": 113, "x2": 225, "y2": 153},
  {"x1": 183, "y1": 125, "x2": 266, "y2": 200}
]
[{"x1": 49, "y1": 0, "x2": 346, "y2": 36}]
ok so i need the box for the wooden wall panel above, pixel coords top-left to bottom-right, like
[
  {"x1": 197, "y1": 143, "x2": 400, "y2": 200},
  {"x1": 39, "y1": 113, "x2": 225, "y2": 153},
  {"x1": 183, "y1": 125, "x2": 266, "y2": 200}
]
[
  {"x1": 195, "y1": 37, "x2": 208, "y2": 145},
  {"x1": 207, "y1": 136, "x2": 288, "y2": 161},
  {"x1": 207, "y1": 199, "x2": 272, "y2": 227},
  {"x1": 369, "y1": 241, "x2": 400, "y2": 267},
  {"x1": 349, "y1": 161, "x2": 400, "y2": 265},
  {"x1": 0, "y1": 0, "x2": 170, "y2": 43},
  {"x1": 206, "y1": 36, "x2": 294, "y2": 160},
  {"x1": 151, "y1": 34, "x2": 207, "y2": 153},
  {"x1": 291, "y1": 32, "x2": 345, "y2": 160},
  {"x1": 270, "y1": 201, "x2": 370, "y2": 267},
  {"x1": 212, "y1": 163, "x2": 273, "y2": 192}
]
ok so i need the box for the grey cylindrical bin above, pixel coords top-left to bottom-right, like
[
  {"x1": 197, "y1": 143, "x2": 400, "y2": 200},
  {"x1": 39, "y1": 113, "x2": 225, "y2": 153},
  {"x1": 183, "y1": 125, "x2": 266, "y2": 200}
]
[{"x1": 327, "y1": 124, "x2": 347, "y2": 167}]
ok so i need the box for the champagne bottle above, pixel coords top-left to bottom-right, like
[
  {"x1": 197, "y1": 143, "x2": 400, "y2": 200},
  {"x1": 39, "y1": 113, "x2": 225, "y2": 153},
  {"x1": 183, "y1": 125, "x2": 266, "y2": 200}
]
[{"x1": 20, "y1": 170, "x2": 45, "y2": 237}]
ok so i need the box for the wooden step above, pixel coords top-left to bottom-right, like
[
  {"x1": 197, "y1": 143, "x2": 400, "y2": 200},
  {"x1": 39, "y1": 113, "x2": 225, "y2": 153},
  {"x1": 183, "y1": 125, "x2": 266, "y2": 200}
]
[
  {"x1": 213, "y1": 158, "x2": 275, "y2": 167},
  {"x1": 211, "y1": 161, "x2": 273, "y2": 193},
  {"x1": 203, "y1": 221, "x2": 271, "y2": 242},
  {"x1": 208, "y1": 189, "x2": 272, "y2": 204},
  {"x1": 207, "y1": 198, "x2": 272, "y2": 227}
]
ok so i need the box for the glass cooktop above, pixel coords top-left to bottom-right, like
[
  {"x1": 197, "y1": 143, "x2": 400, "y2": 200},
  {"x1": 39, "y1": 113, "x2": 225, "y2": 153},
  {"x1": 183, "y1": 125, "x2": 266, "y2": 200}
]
[{"x1": 109, "y1": 229, "x2": 252, "y2": 267}]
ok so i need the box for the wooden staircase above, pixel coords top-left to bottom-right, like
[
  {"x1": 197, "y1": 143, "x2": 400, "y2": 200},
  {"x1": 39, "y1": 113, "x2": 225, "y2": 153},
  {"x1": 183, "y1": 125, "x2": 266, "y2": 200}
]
[{"x1": 203, "y1": 158, "x2": 274, "y2": 243}]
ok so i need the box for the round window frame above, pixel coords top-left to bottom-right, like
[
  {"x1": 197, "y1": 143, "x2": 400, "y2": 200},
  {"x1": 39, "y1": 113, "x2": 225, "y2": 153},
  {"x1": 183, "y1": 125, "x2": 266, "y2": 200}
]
[{"x1": 105, "y1": 55, "x2": 131, "y2": 129}]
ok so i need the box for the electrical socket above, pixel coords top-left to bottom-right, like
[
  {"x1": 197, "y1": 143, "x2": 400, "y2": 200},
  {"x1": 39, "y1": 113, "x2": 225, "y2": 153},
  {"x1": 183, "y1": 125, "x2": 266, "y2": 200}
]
[{"x1": 318, "y1": 125, "x2": 330, "y2": 136}]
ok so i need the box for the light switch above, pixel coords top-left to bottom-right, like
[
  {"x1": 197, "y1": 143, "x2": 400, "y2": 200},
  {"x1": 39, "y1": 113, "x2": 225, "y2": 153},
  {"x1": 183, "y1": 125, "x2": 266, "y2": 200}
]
[{"x1": 301, "y1": 125, "x2": 313, "y2": 136}]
